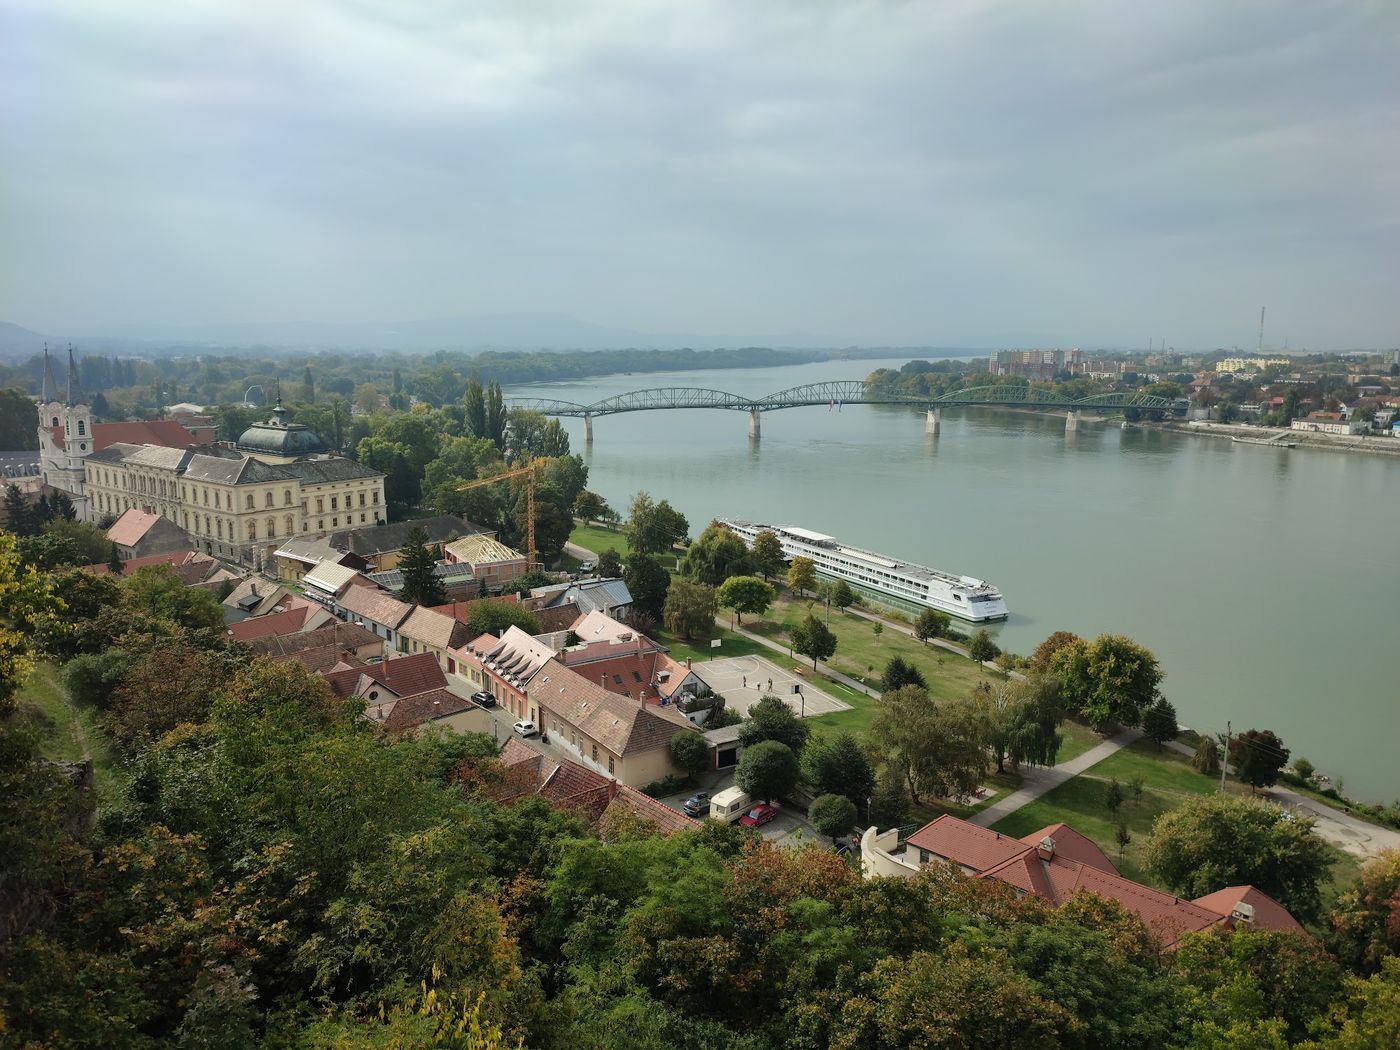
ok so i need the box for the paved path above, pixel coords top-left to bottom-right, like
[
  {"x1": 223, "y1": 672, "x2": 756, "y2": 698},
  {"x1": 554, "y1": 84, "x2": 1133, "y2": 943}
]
[
  {"x1": 718, "y1": 616, "x2": 881, "y2": 699},
  {"x1": 563, "y1": 540, "x2": 598, "y2": 563},
  {"x1": 969, "y1": 726, "x2": 1142, "y2": 828}
]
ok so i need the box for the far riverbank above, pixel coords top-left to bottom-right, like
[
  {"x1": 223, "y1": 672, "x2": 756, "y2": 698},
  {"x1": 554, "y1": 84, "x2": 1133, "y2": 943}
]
[{"x1": 1156, "y1": 419, "x2": 1400, "y2": 457}]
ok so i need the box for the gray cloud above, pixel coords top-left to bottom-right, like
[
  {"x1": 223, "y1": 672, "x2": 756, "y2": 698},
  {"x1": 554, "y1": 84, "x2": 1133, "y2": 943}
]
[{"x1": 2, "y1": 0, "x2": 1396, "y2": 348}]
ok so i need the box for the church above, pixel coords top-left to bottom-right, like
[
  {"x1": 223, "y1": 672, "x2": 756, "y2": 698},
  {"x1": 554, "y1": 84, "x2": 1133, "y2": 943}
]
[{"x1": 39, "y1": 347, "x2": 387, "y2": 570}]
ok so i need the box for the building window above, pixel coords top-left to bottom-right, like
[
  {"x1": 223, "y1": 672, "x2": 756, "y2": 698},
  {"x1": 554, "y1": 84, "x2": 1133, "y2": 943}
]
[
  {"x1": 285, "y1": 514, "x2": 294, "y2": 536},
  {"x1": 284, "y1": 490, "x2": 293, "y2": 505},
  {"x1": 77, "y1": 420, "x2": 85, "y2": 435},
  {"x1": 318, "y1": 520, "x2": 323, "y2": 530},
  {"x1": 265, "y1": 491, "x2": 273, "y2": 507},
  {"x1": 591, "y1": 744, "x2": 598, "y2": 763},
  {"x1": 266, "y1": 517, "x2": 276, "y2": 538},
  {"x1": 217, "y1": 520, "x2": 223, "y2": 539},
  {"x1": 316, "y1": 498, "x2": 323, "y2": 513},
  {"x1": 360, "y1": 513, "x2": 366, "y2": 523},
  {"x1": 246, "y1": 494, "x2": 254, "y2": 510},
  {"x1": 359, "y1": 492, "x2": 365, "y2": 507},
  {"x1": 331, "y1": 517, "x2": 338, "y2": 527},
  {"x1": 248, "y1": 521, "x2": 257, "y2": 541},
  {"x1": 608, "y1": 756, "x2": 614, "y2": 775},
  {"x1": 372, "y1": 491, "x2": 379, "y2": 504},
  {"x1": 202, "y1": 489, "x2": 208, "y2": 506},
  {"x1": 51, "y1": 416, "x2": 58, "y2": 428},
  {"x1": 330, "y1": 496, "x2": 338, "y2": 511}
]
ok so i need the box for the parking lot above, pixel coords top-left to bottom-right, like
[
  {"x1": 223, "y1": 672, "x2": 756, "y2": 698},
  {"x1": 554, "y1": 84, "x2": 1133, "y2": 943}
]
[
  {"x1": 691, "y1": 654, "x2": 849, "y2": 719},
  {"x1": 661, "y1": 783, "x2": 826, "y2": 846}
]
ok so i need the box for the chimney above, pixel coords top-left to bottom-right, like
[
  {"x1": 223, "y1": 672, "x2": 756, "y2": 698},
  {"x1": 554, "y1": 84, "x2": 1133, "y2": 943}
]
[
  {"x1": 1229, "y1": 902, "x2": 1255, "y2": 928},
  {"x1": 251, "y1": 582, "x2": 259, "y2": 597},
  {"x1": 1036, "y1": 836, "x2": 1056, "y2": 862}
]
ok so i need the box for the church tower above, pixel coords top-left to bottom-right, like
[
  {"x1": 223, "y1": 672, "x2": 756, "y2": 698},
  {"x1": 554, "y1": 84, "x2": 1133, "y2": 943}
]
[
  {"x1": 38, "y1": 344, "x2": 66, "y2": 489},
  {"x1": 39, "y1": 345, "x2": 94, "y2": 517}
]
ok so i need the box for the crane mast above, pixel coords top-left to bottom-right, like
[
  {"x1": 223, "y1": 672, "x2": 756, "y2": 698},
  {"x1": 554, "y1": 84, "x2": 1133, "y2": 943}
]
[{"x1": 456, "y1": 460, "x2": 540, "y2": 567}]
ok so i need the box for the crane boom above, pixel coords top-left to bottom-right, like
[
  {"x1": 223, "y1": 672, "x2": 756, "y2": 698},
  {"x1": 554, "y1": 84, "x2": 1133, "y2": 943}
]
[{"x1": 456, "y1": 460, "x2": 539, "y2": 566}]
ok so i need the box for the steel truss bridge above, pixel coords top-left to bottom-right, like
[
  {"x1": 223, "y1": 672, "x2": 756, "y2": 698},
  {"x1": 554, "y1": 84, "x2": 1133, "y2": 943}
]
[{"x1": 508, "y1": 381, "x2": 1188, "y2": 422}]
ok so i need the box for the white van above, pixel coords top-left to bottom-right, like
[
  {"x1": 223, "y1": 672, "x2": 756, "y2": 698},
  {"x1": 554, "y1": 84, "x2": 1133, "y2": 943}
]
[{"x1": 709, "y1": 786, "x2": 753, "y2": 823}]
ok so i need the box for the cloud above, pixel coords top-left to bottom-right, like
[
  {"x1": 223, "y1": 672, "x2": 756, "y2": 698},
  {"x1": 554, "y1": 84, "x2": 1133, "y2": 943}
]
[{"x1": 1, "y1": 0, "x2": 1396, "y2": 347}]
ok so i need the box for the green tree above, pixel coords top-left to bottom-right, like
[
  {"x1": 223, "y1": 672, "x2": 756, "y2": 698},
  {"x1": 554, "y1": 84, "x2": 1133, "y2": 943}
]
[
  {"x1": 573, "y1": 490, "x2": 608, "y2": 525},
  {"x1": 1052, "y1": 633, "x2": 1161, "y2": 730},
  {"x1": 669, "y1": 731, "x2": 710, "y2": 781},
  {"x1": 464, "y1": 600, "x2": 540, "y2": 637},
  {"x1": 597, "y1": 547, "x2": 622, "y2": 578},
  {"x1": 1029, "y1": 629, "x2": 1082, "y2": 673},
  {"x1": 808, "y1": 794, "x2": 858, "y2": 843},
  {"x1": 119, "y1": 565, "x2": 225, "y2": 632},
  {"x1": 0, "y1": 387, "x2": 39, "y2": 450},
  {"x1": 625, "y1": 492, "x2": 688, "y2": 556},
  {"x1": 1230, "y1": 728, "x2": 1290, "y2": 791},
  {"x1": 979, "y1": 675, "x2": 1064, "y2": 774},
  {"x1": 1193, "y1": 734, "x2": 1222, "y2": 775},
  {"x1": 1104, "y1": 776, "x2": 1124, "y2": 815},
  {"x1": 868, "y1": 762, "x2": 911, "y2": 827},
  {"x1": 662, "y1": 578, "x2": 717, "y2": 640},
  {"x1": 1299, "y1": 957, "x2": 1400, "y2": 1050},
  {"x1": 107, "y1": 542, "x2": 123, "y2": 575},
  {"x1": 715, "y1": 575, "x2": 774, "y2": 625},
  {"x1": 0, "y1": 531, "x2": 60, "y2": 716},
  {"x1": 506, "y1": 409, "x2": 570, "y2": 459},
  {"x1": 750, "y1": 529, "x2": 785, "y2": 581},
  {"x1": 881, "y1": 656, "x2": 926, "y2": 692},
  {"x1": 421, "y1": 435, "x2": 502, "y2": 515},
  {"x1": 397, "y1": 525, "x2": 447, "y2": 607},
  {"x1": 870, "y1": 685, "x2": 988, "y2": 804},
  {"x1": 357, "y1": 414, "x2": 442, "y2": 515},
  {"x1": 1115, "y1": 820, "x2": 1132, "y2": 858},
  {"x1": 803, "y1": 734, "x2": 876, "y2": 817},
  {"x1": 914, "y1": 607, "x2": 950, "y2": 645},
  {"x1": 968, "y1": 628, "x2": 999, "y2": 668},
  {"x1": 1328, "y1": 849, "x2": 1400, "y2": 974},
  {"x1": 735, "y1": 740, "x2": 800, "y2": 803},
  {"x1": 623, "y1": 552, "x2": 669, "y2": 620},
  {"x1": 301, "y1": 363, "x2": 315, "y2": 402},
  {"x1": 786, "y1": 556, "x2": 817, "y2": 597},
  {"x1": 738, "y1": 694, "x2": 811, "y2": 754},
  {"x1": 485, "y1": 381, "x2": 507, "y2": 450},
  {"x1": 678, "y1": 520, "x2": 754, "y2": 585},
  {"x1": 830, "y1": 579, "x2": 857, "y2": 609},
  {"x1": 1142, "y1": 696, "x2": 1180, "y2": 750},
  {"x1": 464, "y1": 376, "x2": 487, "y2": 439},
  {"x1": 791, "y1": 612, "x2": 837, "y2": 671},
  {"x1": 1145, "y1": 793, "x2": 1331, "y2": 921}
]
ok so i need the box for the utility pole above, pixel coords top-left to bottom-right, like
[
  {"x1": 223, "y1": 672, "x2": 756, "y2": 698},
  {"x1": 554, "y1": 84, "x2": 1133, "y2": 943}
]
[{"x1": 1219, "y1": 720, "x2": 1231, "y2": 792}]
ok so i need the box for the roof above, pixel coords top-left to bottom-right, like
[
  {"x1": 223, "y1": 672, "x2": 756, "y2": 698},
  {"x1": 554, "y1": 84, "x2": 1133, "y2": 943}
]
[
  {"x1": 182, "y1": 450, "x2": 295, "y2": 485},
  {"x1": 559, "y1": 646, "x2": 690, "y2": 703},
  {"x1": 399, "y1": 606, "x2": 473, "y2": 651},
  {"x1": 303, "y1": 561, "x2": 363, "y2": 595},
  {"x1": 1018, "y1": 823, "x2": 1117, "y2": 873},
  {"x1": 469, "y1": 625, "x2": 557, "y2": 689},
  {"x1": 82, "y1": 549, "x2": 220, "y2": 584},
  {"x1": 329, "y1": 515, "x2": 486, "y2": 557},
  {"x1": 429, "y1": 593, "x2": 522, "y2": 625},
  {"x1": 105, "y1": 508, "x2": 161, "y2": 547},
  {"x1": 368, "y1": 561, "x2": 480, "y2": 591},
  {"x1": 243, "y1": 621, "x2": 380, "y2": 660},
  {"x1": 605, "y1": 783, "x2": 702, "y2": 834},
  {"x1": 570, "y1": 609, "x2": 643, "y2": 644},
  {"x1": 50, "y1": 418, "x2": 207, "y2": 453},
  {"x1": 236, "y1": 405, "x2": 328, "y2": 457},
  {"x1": 274, "y1": 537, "x2": 345, "y2": 566},
  {"x1": 279, "y1": 458, "x2": 383, "y2": 484},
  {"x1": 1191, "y1": 886, "x2": 1305, "y2": 936},
  {"x1": 532, "y1": 601, "x2": 582, "y2": 634},
  {"x1": 906, "y1": 815, "x2": 1036, "y2": 873},
  {"x1": 444, "y1": 533, "x2": 525, "y2": 566},
  {"x1": 337, "y1": 585, "x2": 414, "y2": 630},
  {"x1": 224, "y1": 605, "x2": 331, "y2": 642},
  {"x1": 221, "y1": 579, "x2": 293, "y2": 615},
  {"x1": 320, "y1": 652, "x2": 447, "y2": 700},
  {"x1": 379, "y1": 687, "x2": 479, "y2": 732},
  {"x1": 532, "y1": 659, "x2": 693, "y2": 757}
]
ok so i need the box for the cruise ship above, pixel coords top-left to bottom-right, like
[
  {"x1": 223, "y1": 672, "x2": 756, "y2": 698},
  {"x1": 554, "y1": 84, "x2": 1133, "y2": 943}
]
[{"x1": 721, "y1": 520, "x2": 1009, "y2": 622}]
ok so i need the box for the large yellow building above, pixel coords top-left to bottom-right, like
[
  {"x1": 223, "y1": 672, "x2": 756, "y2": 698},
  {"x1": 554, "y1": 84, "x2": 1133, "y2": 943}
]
[
  {"x1": 1215, "y1": 357, "x2": 1290, "y2": 373},
  {"x1": 82, "y1": 403, "x2": 386, "y2": 569}
]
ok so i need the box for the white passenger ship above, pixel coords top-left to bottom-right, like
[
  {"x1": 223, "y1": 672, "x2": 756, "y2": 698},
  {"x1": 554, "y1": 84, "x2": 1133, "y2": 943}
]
[{"x1": 721, "y1": 520, "x2": 1009, "y2": 622}]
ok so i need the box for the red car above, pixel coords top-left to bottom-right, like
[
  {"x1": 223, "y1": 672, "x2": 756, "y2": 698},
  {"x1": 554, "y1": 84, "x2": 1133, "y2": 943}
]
[{"x1": 738, "y1": 803, "x2": 778, "y2": 828}]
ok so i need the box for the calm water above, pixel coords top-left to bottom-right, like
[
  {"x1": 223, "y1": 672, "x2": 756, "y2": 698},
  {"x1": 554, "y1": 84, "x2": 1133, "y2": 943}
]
[{"x1": 508, "y1": 358, "x2": 1400, "y2": 800}]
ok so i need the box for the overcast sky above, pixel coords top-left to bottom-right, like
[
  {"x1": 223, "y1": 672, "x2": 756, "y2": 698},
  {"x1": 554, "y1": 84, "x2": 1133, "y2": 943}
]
[{"x1": 3, "y1": 0, "x2": 1397, "y2": 349}]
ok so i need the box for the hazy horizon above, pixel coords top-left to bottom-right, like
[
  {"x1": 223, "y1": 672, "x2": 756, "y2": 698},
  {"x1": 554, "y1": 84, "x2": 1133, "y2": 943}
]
[{"x1": 3, "y1": 1, "x2": 1397, "y2": 350}]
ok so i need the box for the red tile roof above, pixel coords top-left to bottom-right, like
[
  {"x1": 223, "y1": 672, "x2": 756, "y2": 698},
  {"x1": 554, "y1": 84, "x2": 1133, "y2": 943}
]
[
  {"x1": 905, "y1": 815, "x2": 1031, "y2": 872},
  {"x1": 1018, "y1": 823, "x2": 1117, "y2": 874},
  {"x1": 50, "y1": 419, "x2": 207, "y2": 452},
  {"x1": 1191, "y1": 886, "x2": 1304, "y2": 936},
  {"x1": 320, "y1": 652, "x2": 447, "y2": 701},
  {"x1": 380, "y1": 687, "x2": 479, "y2": 732},
  {"x1": 225, "y1": 605, "x2": 316, "y2": 642},
  {"x1": 105, "y1": 508, "x2": 160, "y2": 547},
  {"x1": 605, "y1": 784, "x2": 701, "y2": 835},
  {"x1": 83, "y1": 550, "x2": 219, "y2": 584},
  {"x1": 429, "y1": 594, "x2": 522, "y2": 624}
]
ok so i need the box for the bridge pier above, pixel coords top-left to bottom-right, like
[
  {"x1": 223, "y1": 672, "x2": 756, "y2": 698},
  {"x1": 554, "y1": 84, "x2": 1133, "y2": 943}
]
[
  {"x1": 583, "y1": 414, "x2": 593, "y2": 444},
  {"x1": 1065, "y1": 409, "x2": 1081, "y2": 433},
  {"x1": 748, "y1": 409, "x2": 761, "y2": 440},
  {"x1": 925, "y1": 407, "x2": 941, "y2": 435}
]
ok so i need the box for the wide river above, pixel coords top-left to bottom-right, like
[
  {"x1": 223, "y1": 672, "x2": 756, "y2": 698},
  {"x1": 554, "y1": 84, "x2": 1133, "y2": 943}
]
[{"x1": 508, "y1": 357, "x2": 1400, "y2": 800}]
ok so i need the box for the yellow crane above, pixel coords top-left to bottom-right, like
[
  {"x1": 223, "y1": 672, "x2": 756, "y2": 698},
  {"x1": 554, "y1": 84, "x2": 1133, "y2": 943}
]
[{"x1": 456, "y1": 460, "x2": 540, "y2": 567}]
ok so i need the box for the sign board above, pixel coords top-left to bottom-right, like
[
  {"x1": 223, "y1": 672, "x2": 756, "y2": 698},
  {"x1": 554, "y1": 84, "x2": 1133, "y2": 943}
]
[{"x1": 710, "y1": 638, "x2": 721, "y2": 649}]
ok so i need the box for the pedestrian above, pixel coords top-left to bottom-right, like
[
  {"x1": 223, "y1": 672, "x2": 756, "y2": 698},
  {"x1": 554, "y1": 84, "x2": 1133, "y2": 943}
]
[
  {"x1": 742, "y1": 675, "x2": 747, "y2": 688},
  {"x1": 768, "y1": 678, "x2": 773, "y2": 691}
]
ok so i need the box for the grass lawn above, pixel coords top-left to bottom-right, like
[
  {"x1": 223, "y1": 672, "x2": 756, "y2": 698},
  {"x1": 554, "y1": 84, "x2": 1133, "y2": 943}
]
[
  {"x1": 1055, "y1": 719, "x2": 1101, "y2": 764},
  {"x1": 12, "y1": 662, "x2": 124, "y2": 801}
]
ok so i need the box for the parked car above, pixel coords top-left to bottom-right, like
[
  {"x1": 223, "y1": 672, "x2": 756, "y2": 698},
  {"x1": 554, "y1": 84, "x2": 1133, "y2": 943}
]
[
  {"x1": 512, "y1": 720, "x2": 538, "y2": 738},
  {"x1": 579, "y1": 560, "x2": 597, "y2": 573},
  {"x1": 471, "y1": 691, "x2": 497, "y2": 708},
  {"x1": 681, "y1": 791, "x2": 711, "y2": 817},
  {"x1": 738, "y1": 803, "x2": 778, "y2": 828}
]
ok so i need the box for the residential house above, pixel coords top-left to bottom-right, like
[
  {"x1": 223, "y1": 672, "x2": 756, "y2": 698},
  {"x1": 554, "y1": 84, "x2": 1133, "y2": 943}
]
[
  {"x1": 860, "y1": 815, "x2": 1303, "y2": 947},
  {"x1": 368, "y1": 560, "x2": 484, "y2": 602},
  {"x1": 335, "y1": 585, "x2": 414, "y2": 649},
  {"x1": 222, "y1": 578, "x2": 296, "y2": 619},
  {"x1": 83, "y1": 549, "x2": 236, "y2": 591},
  {"x1": 442, "y1": 532, "x2": 529, "y2": 589},
  {"x1": 374, "y1": 687, "x2": 490, "y2": 736},
  {"x1": 327, "y1": 514, "x2": 488, "y2": 572},
  {"x1": 273, "y1": 537, "x2": 365, "y2": 582},
  {"x1": 244, "y1": 621, "x2": 383, "y2": 667},
  {"x1": 531, "y1": 577, "x2": 633, "y2": 618},
  {"x1": 455, "y1": 625, "x2": 558, "y2": 719},
  {"x1": 105, "y1": 508, "x2": 196, "y2": 560},
  {"x1": 397, "y1": 605, "x2": 475, "y2": 673},
  {"x1": 1291, "y1": 411, "x2": 1364, "y2": 436},
  {"x1": 321, "y1": 651, "x2": 447, "y2": 704},
  {"x1": 301, "y1": 561, "x2": 371, "y2": 606},
  {"x1": 529, "y1": 658, "x2": 695, "y2": 786},
  {"x1": 224, "y1": 602, "x2": 334, "y2": 644}
]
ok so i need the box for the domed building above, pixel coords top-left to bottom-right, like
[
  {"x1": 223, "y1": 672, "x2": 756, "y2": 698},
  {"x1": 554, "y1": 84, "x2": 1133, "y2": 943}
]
[{"x1": 236, "y1": 401, "x2": 329, "y2": 463}]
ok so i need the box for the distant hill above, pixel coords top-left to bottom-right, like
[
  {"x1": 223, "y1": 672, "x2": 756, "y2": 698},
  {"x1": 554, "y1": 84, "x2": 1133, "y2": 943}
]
[{"x1": 0, "y1": 321, "x2": 49, "y2": 354}]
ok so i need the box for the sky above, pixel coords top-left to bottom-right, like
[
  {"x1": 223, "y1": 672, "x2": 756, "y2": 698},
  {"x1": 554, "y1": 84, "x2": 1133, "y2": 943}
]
[{"x1": 2, "y1": 0, "x2": 1398, "y2": 349}]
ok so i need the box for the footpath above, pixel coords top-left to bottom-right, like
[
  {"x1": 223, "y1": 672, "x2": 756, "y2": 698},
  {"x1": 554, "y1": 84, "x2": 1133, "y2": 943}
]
[{"x1": 968, "y1": 727, "x2": 1142, "y2": 828}]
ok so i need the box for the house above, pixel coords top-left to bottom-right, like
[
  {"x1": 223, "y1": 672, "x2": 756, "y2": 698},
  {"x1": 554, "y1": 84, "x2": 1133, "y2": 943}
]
[
  {"x1": 321, "y1": 651, "x2": 448, "y2": 703},
  {"x1": 557, "y1": 635, "x2": 699, "y2": 708},
  {"x1": 222, "y1": 578, "x2": 296, "y2": 619},
  {"x1": 273, "y1": 537, "x2": 365, "y2": 582},
  {"x1": 493, "y1": 736, "x2": 700, "y2": 834},
  {"x1": 532, "y1": 578, "x2": 633, "y2": 618},
  {"x1": 455, "y1": 625, "x2": 558, "y2": 719},
  {"x1": 860, "y1": 815, "x2": 1303, "y2": 947},
  {"x1": 327, "y1": 514, "x2": 488, "y2": 572},
  {"x1": 442, "y1": 533, "x2": 529, "y2": 589},
  {"x1": 224, "y1": 602, "x2": 335, "y2": 643},
  {"x1": 528, "y1": 658, "x2": 695, "y2": 786},
  {"x1": 244, "y1": 621, "x2": 383, "y2": 667},
  {"x1": 1291, "y1": 411, "x2": 1364, "y2": 436},
  {"x1": 368, "y1": 561, "x2": 485, "y2": 602},
  {"x1": 301, "y1": 561, "x2": 371, "y2": 606},
  {"x1": 82, "y1": 549, "x2": 236, "y2": 591},
  {"x1": 105, "y1": 508, "x2": 196, "y2": 560},
  {"x1": 397, "y1": 605, "x2": 475, "y2": 673},
  {"x1": 372, "y1": 687, "x2": 490, "y2": 736},
  {"x1": 335, "y1": 585, "x2": 415, "y2": 649}
]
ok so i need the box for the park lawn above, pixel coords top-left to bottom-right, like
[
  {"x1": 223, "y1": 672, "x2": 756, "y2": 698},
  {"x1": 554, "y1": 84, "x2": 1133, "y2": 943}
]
[
  {"x1": 1055, "y1": 719, "x2": 1101, "y2": 764},
  {"x1": 13, "y1": 662, "x2": 123, "y2": 801},
  {"x1": 568, "y1": 520, "x2": 627, "y2": 559}
]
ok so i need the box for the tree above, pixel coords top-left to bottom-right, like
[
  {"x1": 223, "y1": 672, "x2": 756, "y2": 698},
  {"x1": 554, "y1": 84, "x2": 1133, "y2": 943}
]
[
  {"x1": 623, "y1": 552, "x2": 669, "y2": 620},
  {"x1": 573, "y1": 490, "x2": 608, "y2": 525},
  {"x1": 750, "y1": 529, "x2": 785, "y2": 581},
  {"x1": 1230, "y1": 728, "x2": 1290, "y2": 791},
  {"x1": 0, "y1": 531, "x2": 60, "y2": 716},
  {"x1": 715, "y1": 575, "x2": 774, "y2": 625},
  {"x1": 464, "y1": 376, "x2": 487, "y2": 439},
  {"x1": 808, "y1": 794, "x2": 857, "y2": 843},
  {"x1": 398, "y1": 526, "x2": 447, "y2": 607},
  {"x1": 1114, "y1": 821, "x2": 1132, "y2": 859},
  {"x1": 50, "y1": 491, "x2": 76, "y2": 521},
  {"x1": 881, "y1": 656, "x2": 927, "y2": 692},
  {"x1": 803, "y1": 734, "x2": 875, "y2": 817},
  {"x1": 119, "y1": 565, "x2": 224, "y2": 632},
  {"x1": 735, "y1": 740, "x2": 799, "y2": 803},
  {"x1": 3, "y1": 484, "x2": 37, "y2": 536},
  {"x1": 979, "y1": 675, "x2": 1064, "y2": 774},
  {"x1": 301, "y1": 363, "x2": 315, "y2": 402},
  {"x1": 669, "y1": 731, "x2": 709, "y2": 781},
  {"x1": 786, "y1": 556, "x2": 817, "y2": 597},
  {"x1": 1328, "y1": 849, "x2": 1400, "y2": 974},
  {"x1": 485, "y1": 381, "x2": 507, "y2": 450},
  {"x1": 464, "y1": 600, "x2": 540, "y2": 637},
  {"x1": 1145, "y1": 793, "x2": 1331, "y2": 921},
  {"x1": 1104, "y1": 777, "x2": 1124, "y2": 815},
  {"x1": 597, "y1": 547, "x2": 622, "y2": 578},
  {"x1": 871, "y1": 621, "x2": 883, "y2": 641},
  {"x1": 791, "y1": 613, "x2": 837, "y2": 671},
  {"x1": 678, "y1": 520, "x2": 753, "y2": 585},
  {"x1": 107, "y1": 542, "x2": 123, "y2": 575},
  {"x1": 1052, "y1": 633, "x2": 1161, "y2": 730},
  {"x1": 1029, "y1": 630, "x2": 1082, "y2": 673},
  {"x1": 870, "y1": 685, "x2": 987, "y2": 804},
  {"x1": 914, "y1": 608, "x2": 950, "y2": 645},
  {"x1": 1193, "y1": 734, "x2": 1221, "y2": 775},
  {"x1": 662, "y1": 578, "x2": 717, "y2": 640},
  {"x1": 1142, "y1": 697, "x2": 1179, "y2": 750},
  {"x1": 626, "y1": 492, "x2": 688, "y2": 556},
  {"x1": 868, "y1": 763, "x2": 911, "y2": 827},
  {"x1": 739, "y1": 694, "x2": 810, "y2": 754},
  {"x1": 831, "y1": 579, "x2": 856, "y2": 609},
  {"x1": 0, "y1": 387, "x2": 39, "y2": 450},
  {"x1": 506, "y1": 409, "x2": 570, "y2": 459},
  {"x1": 968, "y1": 628, "x2": 999, "y2": 668}
]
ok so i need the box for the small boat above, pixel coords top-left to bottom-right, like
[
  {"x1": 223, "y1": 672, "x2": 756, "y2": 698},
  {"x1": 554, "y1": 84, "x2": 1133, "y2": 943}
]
[{"x1": 1232, "y1": 436, "x2": 1295, "y2": 449}]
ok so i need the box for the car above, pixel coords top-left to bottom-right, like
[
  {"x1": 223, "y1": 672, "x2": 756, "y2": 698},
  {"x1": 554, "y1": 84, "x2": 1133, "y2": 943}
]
[
  {"x1": 681, "y1": 791, "x2": 711, "y2": 817},
  {"x1": 471, "y1": 691, "x2": 496, "y2": 709},
  {"x1": 512, "y1": 720, "x2": 538, "y2": 738},
  {"x1": 738, "y1": 803, "x2": 778, "y2": 828},
  {"x1": 579, "y1": 560, "x2": 597, "y2": 573}
]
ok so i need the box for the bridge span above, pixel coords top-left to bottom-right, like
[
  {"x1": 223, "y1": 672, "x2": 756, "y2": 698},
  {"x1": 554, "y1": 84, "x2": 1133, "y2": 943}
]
[{"x1": 508, "y1": 381, "x2": 1188, "y2": 440}]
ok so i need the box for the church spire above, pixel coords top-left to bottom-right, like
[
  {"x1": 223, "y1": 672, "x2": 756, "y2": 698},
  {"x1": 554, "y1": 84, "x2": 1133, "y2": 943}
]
[
  {"x1": 41, "y1": 343, "x2": 60, "y2": 404},
  {"x1": 65, "y1": 344, "x2": 83, "y2": 407}
]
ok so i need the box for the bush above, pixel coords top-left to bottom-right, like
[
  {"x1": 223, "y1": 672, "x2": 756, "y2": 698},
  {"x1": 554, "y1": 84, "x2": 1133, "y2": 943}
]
[
  {"x1": 641, "y1": 774, "x2": 690, "y2": 799},
  {"x1": 808, "y1": 794, "x2": 858, "y2": 842},
  {"x1": 669, "y1": 731, "x2": 709, "y2": 780}
]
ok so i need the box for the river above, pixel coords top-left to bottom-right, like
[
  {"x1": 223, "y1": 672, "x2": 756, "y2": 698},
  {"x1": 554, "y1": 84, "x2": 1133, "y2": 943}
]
[{"x1": 507, "y1": 357, "x2": 1400, "y2": 801}]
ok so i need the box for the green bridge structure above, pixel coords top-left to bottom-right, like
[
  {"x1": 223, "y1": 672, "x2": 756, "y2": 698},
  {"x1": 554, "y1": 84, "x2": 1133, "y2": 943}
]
[{"x1": 507, "y1": 380, "x2": 1190, "y2": 440}]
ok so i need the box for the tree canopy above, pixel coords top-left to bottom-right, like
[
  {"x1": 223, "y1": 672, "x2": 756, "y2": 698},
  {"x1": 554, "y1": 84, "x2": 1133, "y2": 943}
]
[{"x1": 715, "y1": 575, "x2": 775, "y2": 624}]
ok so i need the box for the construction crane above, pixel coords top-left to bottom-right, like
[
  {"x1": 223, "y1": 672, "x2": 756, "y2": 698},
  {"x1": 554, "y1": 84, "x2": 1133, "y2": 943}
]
[{"x1": 456, "y1": 459, "x2": 540, "y2": 567}]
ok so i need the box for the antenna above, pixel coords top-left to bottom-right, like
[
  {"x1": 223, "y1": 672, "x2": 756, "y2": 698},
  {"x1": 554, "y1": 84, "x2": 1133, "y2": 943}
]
[{"x1": 1258, "y1": 307, "x2": 1265, "y2": 353}]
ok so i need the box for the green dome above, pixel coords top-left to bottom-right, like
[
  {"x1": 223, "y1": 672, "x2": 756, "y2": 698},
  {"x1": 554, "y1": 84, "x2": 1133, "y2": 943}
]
[{"x1": 236, "y1": 403, "x2": 328, "y2": 457}]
